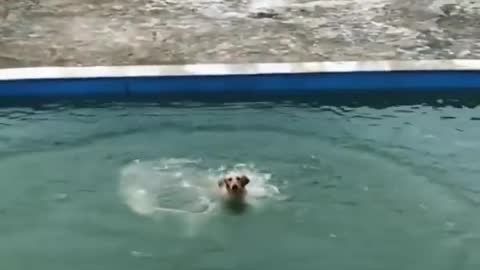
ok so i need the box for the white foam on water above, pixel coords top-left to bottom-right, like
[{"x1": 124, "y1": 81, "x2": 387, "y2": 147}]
[
  {"x1": 119, "y1": 158, "x2": 283, "y2": 233},
  {"x1": 119, "y1": 158, "x2": 209, "y2": 216},
  {"x1": 207, "y1": 163, "x2": 282, "y2": 207}
]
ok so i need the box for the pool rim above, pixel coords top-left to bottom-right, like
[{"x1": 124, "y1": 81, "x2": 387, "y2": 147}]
[
  {"x1": 1, "y1": 60, "x2": 480, "y2": 99},
  {"x1": 1, "y1": 60, "x2": 480, "y2": 80}
]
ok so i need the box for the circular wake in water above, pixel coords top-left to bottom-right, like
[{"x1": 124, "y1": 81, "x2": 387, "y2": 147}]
[{"x1": 118, "y1": 158, "x2": 282, "y2": 219}]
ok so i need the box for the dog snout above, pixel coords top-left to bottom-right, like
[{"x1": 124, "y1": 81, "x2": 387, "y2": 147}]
[{"x1": 231, "y1": 184, "x2": 239, "y2": 191}]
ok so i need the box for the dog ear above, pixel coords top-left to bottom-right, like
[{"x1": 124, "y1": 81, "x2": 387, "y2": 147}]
[
  {"x1": 218, "y1": 179, "x2": 225, "y2": 187},
  {"x1": 240, "y1": 175, "x2": 250, "y2": 187}
]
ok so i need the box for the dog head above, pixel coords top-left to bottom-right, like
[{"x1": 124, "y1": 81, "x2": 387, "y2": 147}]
[{"x1": 219, "y1": 173, "x2": 250, "y2": 195}]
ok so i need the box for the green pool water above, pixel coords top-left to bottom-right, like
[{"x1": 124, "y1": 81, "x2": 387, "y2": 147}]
[{"x1": 1, "y1": 100, "x2": 479, "y2": 270}]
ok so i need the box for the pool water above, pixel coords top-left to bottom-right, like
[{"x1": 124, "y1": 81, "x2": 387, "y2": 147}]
[{"x1": 1, "y1": 100, "x2": 480, "y2": 269}]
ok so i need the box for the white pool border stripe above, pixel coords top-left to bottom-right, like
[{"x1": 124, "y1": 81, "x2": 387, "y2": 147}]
[{"x1": 1, "y1": 60, "x2": 480, "y2": 80}]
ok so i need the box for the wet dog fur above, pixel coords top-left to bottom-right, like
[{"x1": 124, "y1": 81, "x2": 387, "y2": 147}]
[{"x1": 218, "y1": 173, "x2": 250, "y2": 214}]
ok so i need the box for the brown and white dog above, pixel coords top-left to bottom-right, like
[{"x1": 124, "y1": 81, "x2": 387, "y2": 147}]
[{"x1": 217, "y1": 173, "x2": 250, "y2": 213}]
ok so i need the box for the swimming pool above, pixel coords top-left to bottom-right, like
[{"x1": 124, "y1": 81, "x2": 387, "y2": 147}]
[{"x1": 1, "y1": 99, "x2": 479, "y2": 269}]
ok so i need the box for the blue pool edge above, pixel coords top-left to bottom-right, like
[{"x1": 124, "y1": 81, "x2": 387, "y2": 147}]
[{"x1": 1, "y1": 60, "x2": 480, "y2": 98}]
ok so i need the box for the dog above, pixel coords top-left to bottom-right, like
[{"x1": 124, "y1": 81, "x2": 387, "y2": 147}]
[{"x1": 218, "y1": 173, "x2": 250, "y2": 213}]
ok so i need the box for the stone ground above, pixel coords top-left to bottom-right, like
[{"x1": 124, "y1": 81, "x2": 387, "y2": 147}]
[{"x1": 0, "y1": 0, "x2": 479, "y2": 67}]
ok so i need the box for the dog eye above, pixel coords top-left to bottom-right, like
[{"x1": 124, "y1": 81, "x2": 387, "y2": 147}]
[
  {"x1": 236, "y1": 177, "x2": 240, "y2": 181},
  {"x1": 227, "y1": 178, "x2": 232, "y2": 182}
]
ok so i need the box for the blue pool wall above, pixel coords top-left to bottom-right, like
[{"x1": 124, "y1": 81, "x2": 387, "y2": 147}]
[{"x1": 0, "y1": 60, "x2": 479, "y2": 98}]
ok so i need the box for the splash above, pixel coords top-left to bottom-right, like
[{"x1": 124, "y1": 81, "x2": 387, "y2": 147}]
[
  {"x1": 118, "y1": 158, "x2": 282, "y2": 220},
  {"x1": 119, "y1": 158, "x2": 210, "y2": 217},
  {"x1": 207, "y1": 163, "x2": 282, "y2": 207}
]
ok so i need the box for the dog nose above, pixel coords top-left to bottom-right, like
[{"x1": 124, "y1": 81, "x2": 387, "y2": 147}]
[{"x1": 231, "y1": 185, "x2": 238, "y2": 191}]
